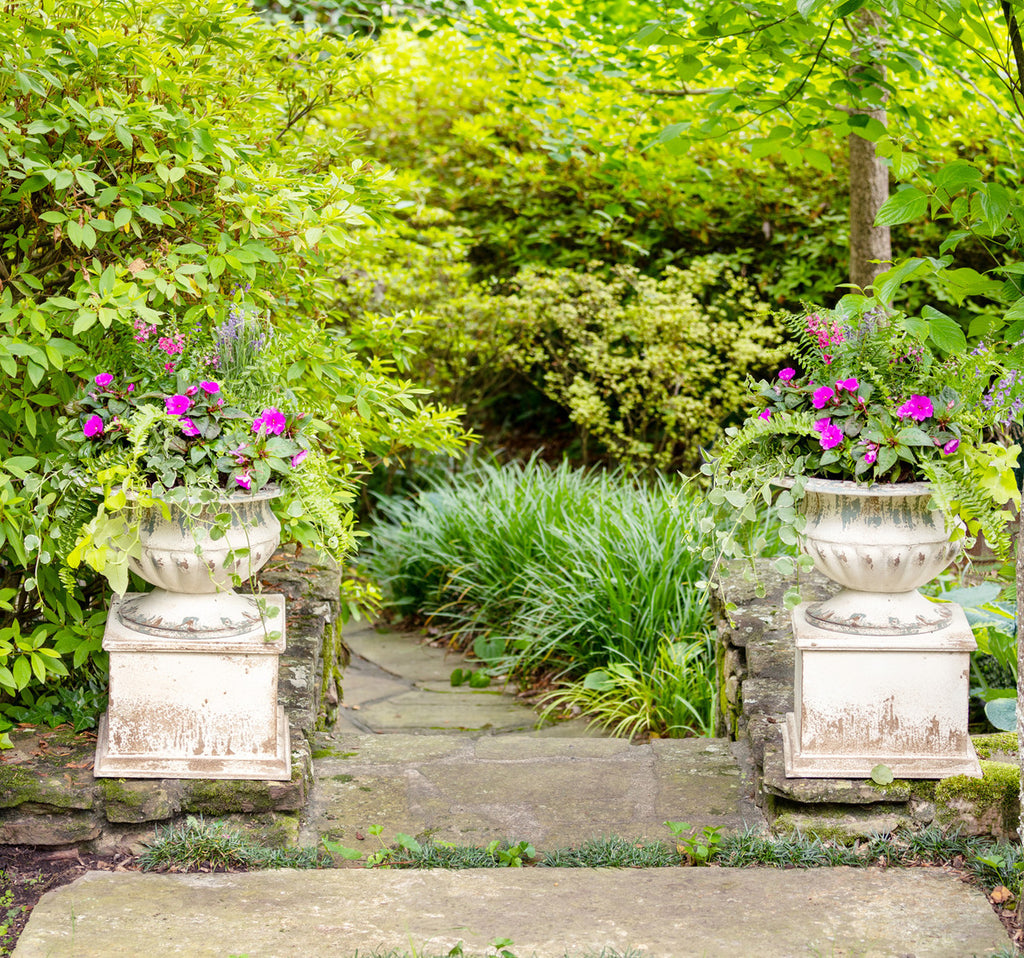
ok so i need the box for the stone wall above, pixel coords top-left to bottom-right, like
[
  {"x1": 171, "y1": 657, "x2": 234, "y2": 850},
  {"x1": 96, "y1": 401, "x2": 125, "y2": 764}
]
[
  {"x1": 0, "y1": 549, "x2": 346, "y2": 851},
  {"x1": 713, "y1": 560, "x2": 1021, "y2": 842}
]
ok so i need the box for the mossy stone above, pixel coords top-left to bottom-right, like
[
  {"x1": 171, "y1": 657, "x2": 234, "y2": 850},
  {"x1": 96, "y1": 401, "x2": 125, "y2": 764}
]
[{"x1": 935, "y1": 760, "x2": 1020, "y2": 840}]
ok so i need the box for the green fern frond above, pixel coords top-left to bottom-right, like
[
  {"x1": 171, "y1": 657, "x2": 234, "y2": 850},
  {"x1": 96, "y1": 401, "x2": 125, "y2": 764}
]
[{"x1": 714, "y1": 410, "x2": 818, "y2": 475}]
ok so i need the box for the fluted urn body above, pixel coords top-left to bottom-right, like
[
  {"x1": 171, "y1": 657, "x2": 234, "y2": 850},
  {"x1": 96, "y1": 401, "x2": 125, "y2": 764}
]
[
  {"x1": 798, "y1": 478, "x2": 960, "y2": 635},
  {"x1": 117, "y1": 487, "x2": 281, "y2": 639}
]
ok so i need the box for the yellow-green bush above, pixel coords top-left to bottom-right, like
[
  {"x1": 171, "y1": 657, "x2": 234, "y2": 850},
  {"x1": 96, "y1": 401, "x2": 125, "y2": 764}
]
[{"x1": 501, "y1": 259, "x2": 785, "y2": 471}]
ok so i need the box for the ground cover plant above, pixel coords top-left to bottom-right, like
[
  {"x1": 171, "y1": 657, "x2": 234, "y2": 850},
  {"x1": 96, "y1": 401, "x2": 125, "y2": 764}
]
[{"x1": 368, "y1": 457, "x2": 755, "y2": 739}]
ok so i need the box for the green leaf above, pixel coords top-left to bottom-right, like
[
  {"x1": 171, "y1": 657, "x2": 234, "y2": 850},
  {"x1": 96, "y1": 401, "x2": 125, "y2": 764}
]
[
  {"x1": 874, "y1": 187, "x2": 928, "y2": 227},
  {"x1": 921, "y1": 306, "x2": 967, "y2": 354},
  {"x1": 984, "y1": 697, "x2": 1016, "y2": 732},
  {"x1": 870, "y1": 764, "x2": 894, "y2": 785}
]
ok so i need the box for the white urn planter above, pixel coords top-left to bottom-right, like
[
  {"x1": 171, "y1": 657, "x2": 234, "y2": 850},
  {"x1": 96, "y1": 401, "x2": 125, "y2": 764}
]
[
  {"x1": 94, "y1": 488, "x2": 291, "y2": 781},
  {"x1": 782, "y1": 479, "x2": 981, "y2": 780}
]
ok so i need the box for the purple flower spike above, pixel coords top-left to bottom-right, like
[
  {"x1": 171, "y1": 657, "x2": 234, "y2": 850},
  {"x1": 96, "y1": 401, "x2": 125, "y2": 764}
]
[
  {"x1": 83, "y1": 415, "x2": 104, "y2": 438},
  {"x1": 165, "y1": 394, "x2": 192, "y2": 416},
  {"x1": 896, "y1": 394, "x2": 934, "y2": 421},
  {"x1": 812, "y1": 386, "x2": 835, "y2": 409},
  {"x1": 94, "y1": 373, "x2": 113, "y2": 388}
]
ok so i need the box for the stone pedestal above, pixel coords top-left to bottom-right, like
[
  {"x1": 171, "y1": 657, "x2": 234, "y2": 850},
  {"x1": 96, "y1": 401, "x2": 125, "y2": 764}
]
[
  {"x1": 94, "y1": 593, "x2": 291, "y2": 781},
  {"x1": 783, "y1": 602, "x2": 981, "y2": 779}
]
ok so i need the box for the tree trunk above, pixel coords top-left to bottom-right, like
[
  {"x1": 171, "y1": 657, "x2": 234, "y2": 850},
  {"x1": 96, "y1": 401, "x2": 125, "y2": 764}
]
[
  {"x1": 848, "y1": 11, "x2": 892, "y2": 291},
  {"x1": 848, "y1": 126, "x2": 892, "y2": 290}
]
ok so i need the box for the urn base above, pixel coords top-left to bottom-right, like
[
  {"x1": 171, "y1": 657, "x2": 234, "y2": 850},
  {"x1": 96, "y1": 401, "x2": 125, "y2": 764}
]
[
  {"x1": 782, "y1": 602, "x2": 981, "y2": 780},
  {"x1": 93, "y1": 593, "x2": 291, "y2": 781}
]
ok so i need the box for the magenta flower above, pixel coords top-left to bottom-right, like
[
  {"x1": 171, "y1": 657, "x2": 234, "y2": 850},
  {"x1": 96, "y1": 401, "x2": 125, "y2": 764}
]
[
  {"x1": 942, "y1": 438, "x2": 960, "y2": 455},
  {"x1": 759, "y1": 408, "x2": 772, "y2": 421},
  {"x1": 812, "y1": 386, "x2": 835, "y2": 409},
  {"x1": 235, "y1": 471, "x2": 252, "y2": 491},
  {"x1": 896, "y1": 394, "x2": 934, "y2": 421},
  {"x1": 94, "y1": 373, "x2": 113, "y2": 388},
  {"x1": 158, "y1": 334, "x2": 184, "y2": 357},
  {"x1": 778, "y1": 368, "x2": 796, "y2": 382},
  {"x1": 863, "y1": 443, "x2": 879, "y2": 465},
  {"x1": 290, "y1": 450, "x2": 308, "y2": 468},
  {"x1": 835, "y1": 378, "x2": 859, "y2": 392},
  {"x1": 252, "y1": 407, "x2": 286, "y2": 436},
  {"x1": 165, "y1": 394, "x2": 192, "y2": 416},
  {"x1": 83, "y1": 415, "x2": 104, "y2": 438},
  {"x1": 200, "y1": 380, "x2": 220, "y2": 394},
  {"x1": 127, "y1": 383, "x2": 136, "y2": 393},
  {"x1": 818, "y1": 423, "x2": 844, "y2": 450},
  {"x1": 186, "y1": 385, "x2": 199, "y2": 397},
  {"x1": 181, "y1": 418, "x2": 201, "y2": 437}
]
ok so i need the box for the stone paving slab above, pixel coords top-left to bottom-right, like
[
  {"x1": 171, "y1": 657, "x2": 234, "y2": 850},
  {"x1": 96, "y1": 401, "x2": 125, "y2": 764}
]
[
  {"x1": 13, "y1": 867, "x2": 1008, "y2": 958},
  {"x1": 301, "y1": 732, "x2": 758, "y2": 849}
]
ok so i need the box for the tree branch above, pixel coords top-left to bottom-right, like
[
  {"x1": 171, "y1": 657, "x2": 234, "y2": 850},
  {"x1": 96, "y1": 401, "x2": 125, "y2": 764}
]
[{"x1": 632, "y1": 85, "x2": 735, "y2": 97}]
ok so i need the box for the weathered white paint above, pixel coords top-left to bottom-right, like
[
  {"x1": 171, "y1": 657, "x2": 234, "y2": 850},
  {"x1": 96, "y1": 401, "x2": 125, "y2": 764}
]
[
  {"x1": 799, "y1": 479, "x2": 960, "y2": 635},
  {"x1": 94, "y1": 594, "x2": 290, "y2": 780},
  {"x1": 783, "y1": 602, "x2": 981, "y2": 779}
]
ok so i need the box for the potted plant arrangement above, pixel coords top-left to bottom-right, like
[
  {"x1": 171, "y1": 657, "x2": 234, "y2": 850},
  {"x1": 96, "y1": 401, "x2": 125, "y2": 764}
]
[
  {"x1": 54, "y1": 300, "x2": 355, "y2": 780},
  {"x1": 708, "y1": 296, "x2": 1023, "y2": 779}
]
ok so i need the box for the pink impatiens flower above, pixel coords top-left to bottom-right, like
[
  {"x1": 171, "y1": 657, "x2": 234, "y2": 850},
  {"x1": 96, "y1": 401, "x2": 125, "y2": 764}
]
[
  {"x1": 200, "y1": 380, "x2": 220, "y2": 394},
  {"x1": 813, "y1": 416, "x2": 831, "y2": 432},
  {"x1": 180, "y1": 418, "x2": 201, "y2": 437},
  {"x1": 252, "y1": 407, "x2": 286, "y2": 436},
  {"x1": 835, "y1": 378, "x2": 859, "y2": 392},
  {"x1": 83, "y1": 415, "x2": 104, "y2": 438},
  {"x1": 896, "y1": 394, "x2": 934, "y2": 421},
  {"x1": 812, "y1": 386, "x2": 835, "y2": 409},
  {"x1": 778, "y1": 368, "x2": 796, "y2": 382},
  {"x1": 235, "y1": 470, "x2": 252, "y2": 491},
  {"x1": 290, "y1": 450, "x2": 308, "y2": 468},
  {"x1": 863, "y1": 442, "x2": 879, "y2": 465},
  {"x1": 818, "y1": 423, "x2": 844, "y2": 450},
  {"x1": 94, "y1": 373, "x2": 113, "y2": 388},
  {"x1": 942, "y1": 438, "x2": 960, "y2": 455},
  {"x1": 165, "y1": 394, "x2": 192, "y2": 415},
  {"x1": 759, "y1": 408, "x2": 772, "y2": 421}
]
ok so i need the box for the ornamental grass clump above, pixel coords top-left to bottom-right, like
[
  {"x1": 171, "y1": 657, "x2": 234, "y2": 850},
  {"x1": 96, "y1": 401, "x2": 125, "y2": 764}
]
[
  {"x1": 368, "y1": 458, "x2": 717, "y2": 738},
  {"x1": 708, "y1": 298, "x2": 1023, "y2": 561}
]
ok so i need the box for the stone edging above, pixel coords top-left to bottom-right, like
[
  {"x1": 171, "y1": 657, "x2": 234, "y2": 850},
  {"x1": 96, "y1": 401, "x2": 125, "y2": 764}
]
[{"x1": 713, "y1": 560, "x2": 1021, "y2": 841}]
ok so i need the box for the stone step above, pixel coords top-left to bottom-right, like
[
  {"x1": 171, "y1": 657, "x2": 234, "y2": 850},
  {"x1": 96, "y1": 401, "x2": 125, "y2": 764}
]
[{"x1": 12, "y1": 867, "x2": 1008, "y2": 958}]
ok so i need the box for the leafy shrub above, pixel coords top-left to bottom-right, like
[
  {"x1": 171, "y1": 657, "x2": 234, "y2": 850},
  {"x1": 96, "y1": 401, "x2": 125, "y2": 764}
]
[
  {"x1": 337, "y1": 26, "x2": 851, "y2": 301},
  {"x1": 366, "y1": 458, "x2": 715, "y2": 738},
  {"x1": 500, "y1": 258, "x2": 785, "y2": 471},
  {"x1": 0, "y1": 0, "x2": 469, "y2": 715}
]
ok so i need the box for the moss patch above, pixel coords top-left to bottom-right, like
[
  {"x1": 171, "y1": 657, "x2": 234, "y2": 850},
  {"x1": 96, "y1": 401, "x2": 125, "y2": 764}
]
[
  {"x1": 98, "y1": 778, "x2": 146, "y2": 808},
  {"x1": 183, "y1": 779, "x2": 278, "y2": 816},
  {"x1": 935, "y1": 760, "x2": 1019, "y2": 839},
  {"x1": 971, "y1": 732, "x2": 1017, "y2": 761}
]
